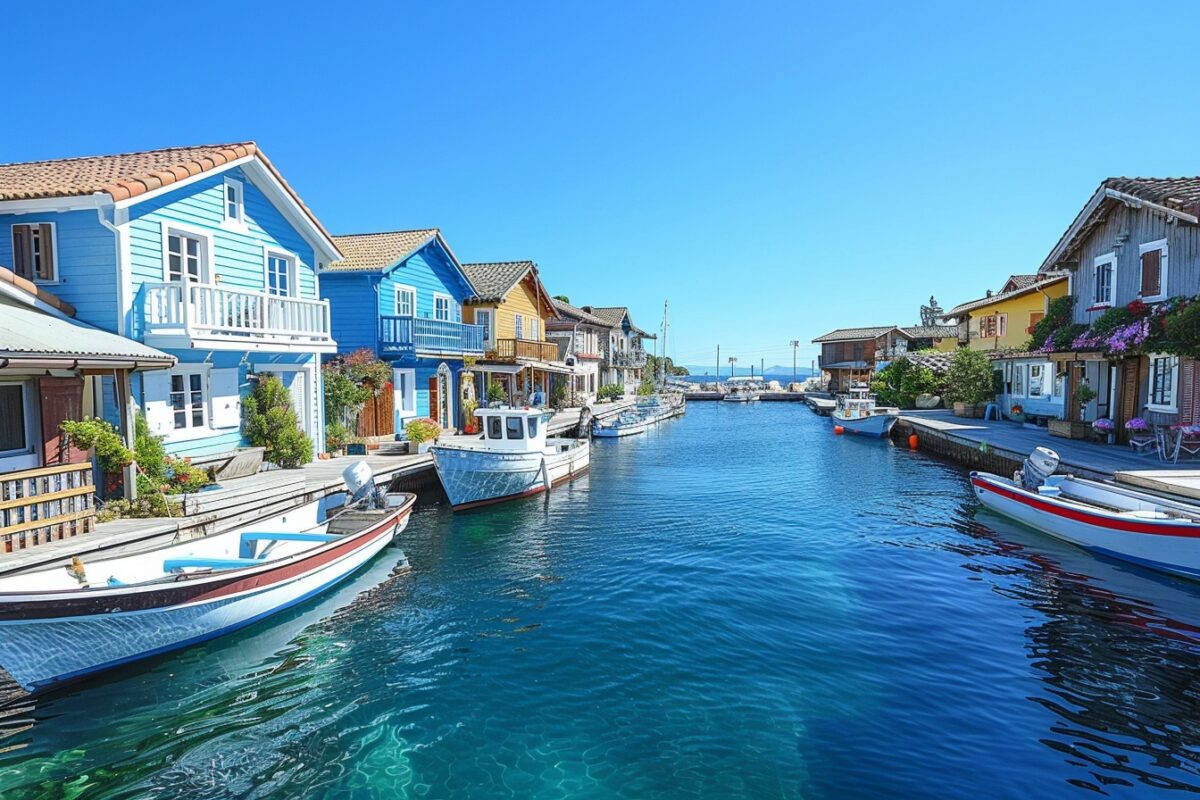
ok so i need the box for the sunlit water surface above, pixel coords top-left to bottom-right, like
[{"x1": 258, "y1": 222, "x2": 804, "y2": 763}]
[{"x1": 3, "y1": 403, "x2": 1200, "y2": 798}]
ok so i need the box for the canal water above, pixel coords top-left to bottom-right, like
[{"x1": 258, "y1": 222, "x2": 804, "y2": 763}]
[{"x1": 3, "y1": 402, "x2": 1200, "y2": 798}]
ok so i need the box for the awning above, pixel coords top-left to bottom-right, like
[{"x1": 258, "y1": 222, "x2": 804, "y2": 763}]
[
  {"x1": 0, "y1": 296, "x2": 175, "y2": 371},
  {"x1": 473, "y1": 363, "x2": 526, "y2": 375},
  {"x1": 523, "y1": 360, "x2": 573, "y2": 375}
]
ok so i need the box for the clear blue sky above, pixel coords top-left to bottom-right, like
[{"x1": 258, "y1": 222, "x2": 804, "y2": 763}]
[{"x1": 7, "y1": 2, "x2": 1200, "y2": 374}]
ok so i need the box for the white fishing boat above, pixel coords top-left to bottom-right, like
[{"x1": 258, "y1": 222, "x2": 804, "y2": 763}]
[
  {"x1": 0, "y1": 463, "x2": 415, "y2": 694},
  {"x1": 636, "y1": 393, "x2": 687, "y2": 425},
  {"x1": 722, "y1": 384, "x2": 759, "y2": 402},
  {"x1": 433, "y1": 407, "x2": 590, "y2": 510},
  {"x1": 832, "y1": 384, "x2": 897, "y2": 437},
  {"x1": 592, "y1": 409, "x2": 649, "y2": 438},
  {"x1": 972, "y1": 447, "x2": 1200, "y2": 580}
]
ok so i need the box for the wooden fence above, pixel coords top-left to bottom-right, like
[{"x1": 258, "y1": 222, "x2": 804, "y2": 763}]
[
  {"x1": 0, "y1": 463, "x2": 96, "y2": 553},
  {"x1": 355, "y1": 382, "x2": 395, "y2": 439}
]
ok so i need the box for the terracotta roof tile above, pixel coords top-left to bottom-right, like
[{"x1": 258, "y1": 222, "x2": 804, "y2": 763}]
[
  {"x1": 944, "y1": 272, "x2": 1067, "y2": 317},
  {"x1": 326, "y1": 229, "x2": 440, "y2": 272},
  {"x1": 0, "y1": 265, "x2": 75, "y2": 316}
]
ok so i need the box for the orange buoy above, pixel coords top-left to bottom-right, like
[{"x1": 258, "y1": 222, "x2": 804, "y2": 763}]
[
  {"x1": 908, "y1": 434, "x2": 919, "y2": 450},
  {"x1": 833, "y1": 425, "x2": 845, "y2": 435}
]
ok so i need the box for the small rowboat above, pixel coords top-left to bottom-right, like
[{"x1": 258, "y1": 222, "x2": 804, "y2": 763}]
[
  {"x1": 832, "y1": 385, "x2": 897, "y2": 437},
  {"x1": 0, "y1": 463, "x2": 415, "y2": 694},
  {"x1": 972, "y1": 447, "x2": 1200, "y2": 580}
]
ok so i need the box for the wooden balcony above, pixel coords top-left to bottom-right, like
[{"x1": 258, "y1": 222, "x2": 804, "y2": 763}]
[
  {"x1": 379, "y1": 316, "x2": 485, "y2": 357},
  {"x1": 489, "y1": 338, "x2": 559, "y2": 362},
  {"x1": 142, "y1": 282, "x2": 335, "y2": 353},
  {"x1": 1, "y1": 463, "x2": 95, "y2": 553}
]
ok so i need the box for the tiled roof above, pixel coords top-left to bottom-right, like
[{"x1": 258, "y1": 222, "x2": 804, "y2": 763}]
[
  {"x1": 0, "y1": 142, "x2": 337, "y2": 251},
  {"x1": 0, "y1": 265, "x2": 75, "y2": 316},
  {"x1": 1104, "y1": 177, "x2": 1200, "y2": 208},
  {"x1": 462, "y1": 261, "x2": 535, "y2": 302},
  {"x1": 901, "y1": 325, "x2": 959, "y2": 339},
  {"x1": 811, "y1": 326, "x2": 901, "y2": 343},
  {"x1": 550, "y1": 298, "x2": 610, "y2": 327},
  {"x1": 583, "y1": 306, "x2": 652, "y2": 337},
  {"x1": 904, "y1": 352, "x2": 955, "y2": 373},
  {"x1": 945, "y1": 273, "x2": 1067, "y2": 317},
  {"x1": 327, "y1": 229, "x2": 439, "y2": 272},
  {"x1": 1002, "y1": 275, "x2": 1040, "y2": 291}
]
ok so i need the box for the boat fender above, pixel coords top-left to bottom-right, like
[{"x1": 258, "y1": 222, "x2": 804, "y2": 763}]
[
  {"x1": 908, "y1": 434, "x2": 919, "y2": 450},
  {"x1": 833, "y1": 426, "x2": 844, "y2": 435}
]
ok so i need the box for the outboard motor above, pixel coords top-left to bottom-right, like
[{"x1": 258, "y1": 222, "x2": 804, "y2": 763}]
[
  {"x1": 342, "y1": 460, "x2": 378, "y2": 507},
  {"x1": 1020, "y1": 446, "x2": 1060, "y2": 491}
]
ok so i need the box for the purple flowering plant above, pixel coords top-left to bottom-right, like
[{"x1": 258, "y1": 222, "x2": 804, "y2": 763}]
[{"x1": 1125, "y1": 417, "x2": 1149, "y2": 432}]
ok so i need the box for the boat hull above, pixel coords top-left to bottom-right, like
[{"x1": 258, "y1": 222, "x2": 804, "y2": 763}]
[
  {"x1": 0, "y1": 505, "x2": 411, "y2": 693},
  {"x1": 592, "y1": 420, "x2": 647, "y2": 437},
  {"x1": 432, "y1": 440, "x2": 590, "y2": 510},
  {"x1": 832, "y1": 411, "x2": 897, "y2": 437},
  {"x1": 971, "y1": 472, "x2": 1200, "y2": 579}
]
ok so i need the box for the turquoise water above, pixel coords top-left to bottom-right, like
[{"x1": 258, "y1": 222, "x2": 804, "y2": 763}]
[{"x1": 3, "y1": 402, "x2": 1200, "y2": 798}]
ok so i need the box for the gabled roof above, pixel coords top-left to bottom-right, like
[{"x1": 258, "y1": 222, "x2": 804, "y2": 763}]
[
  {"x1": 582, "y1": 306, "x2": 652, "y2": 337},
  {"x1": 0, "y1": 142, "x2": 341, "y2": 260},
  {"x1": 462, "y1": 261, "x2": 535, "y2": 301},
  {"x1": 811, "y1": 326, "x2": 904, "y2": 344},
  {"x1": 549, "y1": 298, "x2": 611, "y2": 328},
  {"x1": 326, "y1": 229, "x2": 440, "y2": 272},
  {"x1": 901, "y1": 325, "x2": 959, "y2": 339},
  {"x1": 944, "y1": 273, "x2": 1067, "y2": 317},
  {"x1": 1001, "y1": 275, "x2": 1040, "y2": 292},
  {"x1": 1040, "y1": 177, "x2": 1200, "y2": 273}
]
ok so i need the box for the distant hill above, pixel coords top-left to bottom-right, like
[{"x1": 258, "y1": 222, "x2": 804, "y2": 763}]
[{"x1": 680, "y1": 365, "x2": 818, "y2": 380}]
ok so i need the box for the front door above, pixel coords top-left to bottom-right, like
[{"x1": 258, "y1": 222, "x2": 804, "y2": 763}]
[{"x1": 38, "y1": 377, "x2": 86, "y2": 465}]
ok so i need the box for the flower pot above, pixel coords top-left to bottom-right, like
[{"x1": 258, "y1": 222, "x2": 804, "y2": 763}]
[{"x1": 1048, "y1": 419, "x2": 1090, "y2": 439}]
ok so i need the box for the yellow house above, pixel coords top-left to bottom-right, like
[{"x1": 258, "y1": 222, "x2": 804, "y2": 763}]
[
  {"x1": 461, "y1": 260, "x2": 566, "y2": 403},
  {"x1": 944, "y1": 274, "x2": 1068, "y2": 351}
]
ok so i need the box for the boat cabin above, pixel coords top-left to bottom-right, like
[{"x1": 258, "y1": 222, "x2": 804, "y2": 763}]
[{"x1": 475, "y1": 407, "x2": 549, "y2": 451}]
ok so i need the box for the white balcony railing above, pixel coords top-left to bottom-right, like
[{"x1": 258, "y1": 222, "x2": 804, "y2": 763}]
[{"x1": 142, "y1": 282, "x2": 335, "y2": 352}]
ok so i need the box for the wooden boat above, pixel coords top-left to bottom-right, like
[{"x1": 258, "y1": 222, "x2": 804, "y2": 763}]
[
  {"x1": 972, "y1": 446, "x2": 1200, "y2": 580},
  {"x1": 433, "y1": 407, "x2": 590, "y2": 510},
  {"x1": 592, "y1": 409, "x2": 649, "y2": 438},
  {"x1": 832, "y1": 385, "x2": 897, "y2": 436},
  {"x1": 0, "y1": 463, "x2": 415, "y2": 694}
]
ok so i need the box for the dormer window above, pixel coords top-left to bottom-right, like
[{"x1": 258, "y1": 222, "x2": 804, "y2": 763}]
[{"x1": 224, "y1": 178, "x2": 245, "y2": 226}]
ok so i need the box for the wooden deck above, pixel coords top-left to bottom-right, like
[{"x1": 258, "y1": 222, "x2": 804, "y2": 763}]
[{"x1": 901, "y1": 410, "x2": 1195, "y2": 479}]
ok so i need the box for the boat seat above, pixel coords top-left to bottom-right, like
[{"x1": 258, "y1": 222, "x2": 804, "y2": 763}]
[
  {"x1": 164, "y1": 557, "x2": 261, "y2": 573},
  {"x1": 240, "y1": 532, "x2": 338, "y2": 544}
]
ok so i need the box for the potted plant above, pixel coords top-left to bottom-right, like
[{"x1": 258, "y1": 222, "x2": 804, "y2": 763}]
[
  {"x1": 405, "y1": 417, "x2": 441, "y2": 454},
  {"x1": 1009, "y1": 404, "x2": 1025, "y2": 423},
  {"x1": 1092, "y1": 417, "x2": 1115, "y2": 443},
  {"x1": 325, "y1": 421, "x2": 353, "y2": 456},
  {"x1": 944, "y1": 349, "x2": 995, "y2": 418},
  {"x1": 486, "y1": 380, "x2": 507, "y2": 408},
  {"x1": 60, "y1": 417, "x2": 134, "y2": 500},
  {"x1": 462, "y1": 399, "x2": 479, "y2": 434}
]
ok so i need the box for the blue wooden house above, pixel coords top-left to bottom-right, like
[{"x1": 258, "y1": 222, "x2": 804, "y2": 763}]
[
  {"x1": 320, "y1": 229, "x2": 483, "y2": 432},
  {"x1": 0, "y1": 143, "x2": 343, "y2": 462}
]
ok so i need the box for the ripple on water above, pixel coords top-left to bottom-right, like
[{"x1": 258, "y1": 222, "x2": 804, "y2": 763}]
[{"x1": 4, "y1": 404, "x2": 1200, "y2": 798}]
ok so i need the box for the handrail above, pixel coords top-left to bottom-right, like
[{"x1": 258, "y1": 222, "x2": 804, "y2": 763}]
[
  {"x1": 379, "y1": 315, "x2": 484, "y2": 353},
  {"x1": 0, "y1": 462, "x2": 95, "y2": 552},
  {"x1": 142, "y1": 282, "x2": 333, "y2": 342}
]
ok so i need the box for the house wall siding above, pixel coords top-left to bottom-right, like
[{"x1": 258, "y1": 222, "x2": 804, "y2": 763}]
[
  {"x1": 378, "y1": 250, "x2": 466, "y2": 322},
  {"x1": 965, "y1": 282, "x2": 1067, "y2": 351},
  {"x1": 321, "y1": 273, "x2": 378, "y2": 354},
  {"x1": 465, "y1": 276, "x2": 548, "y2": 340}
]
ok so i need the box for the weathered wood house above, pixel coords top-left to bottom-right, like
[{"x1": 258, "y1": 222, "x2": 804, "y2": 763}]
[
  {"x1": 1039, "y1": 177, "x2": 1200, "y2": 438},
  {"x1": 811, "y1": 326, "x2": 912, "y2": 391}
]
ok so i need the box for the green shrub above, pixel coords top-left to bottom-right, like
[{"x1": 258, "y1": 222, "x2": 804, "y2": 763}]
[
  {"x1": 597, "y1": 384, "x2": 624, "y2": 401},
  {"x1": 1025, "y1": 295, "x2": 1074, "y2": 351},
  {"x1": 405, "y1": 417, "x2": 441, "y2": 444},
  {"x1": 243, "y1": 374, "x2": 313, "y2": 468},
  {"x1": 487, "y1": 380, "x2": 508, "y2": 404},
  {"x1": 60, "y1": 418, "x2": 133, "y2": 473},
  {"x1": 97, "y1": 495, "x2": 182, "y2": 522},
  {"x1": 550, "y1": 379, "x2": 568, "y2": 408},
  {"x1": 1051, "y1": 323, "x2": 1089, "y2": 350},
  {"x1": 870, "y1": 357, "x2": 942, "y2": 409},
  {"x1": 132, "y1": 415, "x2": 212, "y2": 496},
  {"x1": 1165, "y1": 302, "x2": 1200, "y2": 358},
  {"x1": 943, "y1": 349, "x2": 996, "y2": 405},
  {"x1": 326, "y1": 421, "x2": 353, "y2": 452}
]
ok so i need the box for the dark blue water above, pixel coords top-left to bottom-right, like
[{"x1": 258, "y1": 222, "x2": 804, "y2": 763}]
[{"x1": 4, "y1": 402, "x2": 1200, "y2": 798}]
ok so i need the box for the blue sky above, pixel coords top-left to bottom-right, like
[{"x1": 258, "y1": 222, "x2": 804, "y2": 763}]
[{"x1": 7, "y1": 2, "x2": 1200, "y2": 374}]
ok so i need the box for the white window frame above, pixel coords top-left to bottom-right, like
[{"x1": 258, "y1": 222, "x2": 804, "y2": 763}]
[
  {"x1": 1148, "y1": 353, "x2": 1179, "y2": 412},
  {"x1": 529, "y1": 317, "x2": 540, "y2": 341},
  {"x1": 1092, "y1": 252, "x2": 1116, "y2": 309},
  {"x1": 263, "y1": 247, "x2": 298, "y2": 298},
  {"x1": 1138, "y1": 239, "x2": 1168, "y2": 302},
  {"x1": 222, "y1": 177, "x2": 246, "y2": 230},
  {"x1": 997, "y1": 313, "x2": 1007, "y2": 338},
  {"x1": 10, "y1": 222, "x2": 59, "y2": 283},
  {"x1": 394, "y1": 284, "x2": 416, "y2": 317},
  {"x1": 433, "y1": 292, "x2": 452, "y2": 322},
  {"x1": 475, "y1": 308, "x2": 494, "y2": 344},
  {"x1": 1028, "y1": 363, "x2": 1045, "y2": 398},
  {"x1": 160, "y1": 221, "x2": 212, "y2": 284},
  {"x1": 1012, "y1": 364, "x2": 1026, "y2": 397},
  {"x1": 0, "y1": 380, "x2": 36, "y2": 458},
  {"x1": 515, "y1": 313, "x2": 525, "y2": 340},
  {"x1": 169, "y1": 369, "x2": 209, "y2": 433},
  {"x1": 393, "y1": 367, "x2": 416, "y2": 417}
]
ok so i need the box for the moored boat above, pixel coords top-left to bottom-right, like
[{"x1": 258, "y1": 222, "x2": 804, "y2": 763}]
[
  {"x1": 0, "y1": 463, "x2": 415, "y2": 694},
  {"x1": 433, "y1": 407, "x2": 590, "y2": 510},
  {"x1": 722, "y1": 384, "x2": 760, "y2": 402},
  {"x1": 831, "y1": 384, "x2": 897, "y2": 436},
  {"x1": 972, "y1": 447, "x2": 1200, "y2": 580},
  {"x1": 592, "y1": 409, "x2": 650, "y2": 438}
]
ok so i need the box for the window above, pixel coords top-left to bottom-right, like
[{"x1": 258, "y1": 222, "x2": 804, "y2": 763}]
[
  {"x1": 1028, "y1": 311, "x2": 1044, "y2": 334},
  {"x1": 0, "y1": 383, "x2": 29, "y2": 454},
  {"x1": 506, "y1": 416, "x2": 523, "y2": 439},
  {"x1": 265, "y1": 252, "x2": 294, "y2": 297},
  {"x1": 998, "y1": 314, "x2": 1007, "y2": 338},
  {"x1": 1139, "y1": 240, "x2": 1168, "y2": 300},
  {"x1": 11, "y1": 223, "x2": 56, "y2": 281},
  {"x1": 1012, "y1": 364, "x2": 1025, "y2": 396},
  {"x1": 434, "y1": 293, "x2": 452, "y2": 322},
  {"x1": 167, "y1": 232, "x2": 205, "y2": 283},
  {"x1": 488, "y1": 415, "x2": 503, "y2": 440},
  {"x1": 393, "y1": 368, "x2": 415, "y2": 415},
  {"x1": 395, "y1": 286, "x2": 415, "y2": 317},
  {"x1": 475, "y1": 309, "x2": 493, "y2": 344},
  {"x1": 1150, "y1": 354, "x2": 1179, "y2": 410},
  {"x1": 1093, "y1": 253, "x2": 1116, "y2": 307},
  {"x1": 527, "y1": 415, "x2": 539, "y2": 438},
  {"x1": 170, "y1": 372, "x2": 206, "y2": 429},
  {"x1": 1029, "y1": 364, "x2": 1044, "y2": 397},
  {"x1": 515, "y1": 314, "x2": 525, "y2": 339},
  {"x1": 529, "y1": 318, "x2": 539, "y2": 340},
  {"x1": 224, "y1": 178, "x2": 244, "y2": 225}
]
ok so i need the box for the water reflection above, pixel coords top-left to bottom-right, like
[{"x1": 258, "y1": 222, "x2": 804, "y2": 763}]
[{"x1": 963, "y1": 506, "x2": 1200, "y2": 794}]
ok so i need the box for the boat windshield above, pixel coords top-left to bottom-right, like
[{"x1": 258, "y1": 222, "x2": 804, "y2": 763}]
[
  {"x1": 488, "y1": 416, "x2": 503, "y2": 440},
  {"x1": 506, "y1": 416, "x2": 524, "y2": 440},
  {"x1": 528, "y1": 415, "x2": 539, "y2": 438}
]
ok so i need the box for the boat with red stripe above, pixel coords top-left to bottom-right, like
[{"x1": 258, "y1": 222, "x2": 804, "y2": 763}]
[
  {"x1": 0, "y1": 462, "x2": 416, "y2": 694},
  {"x1": 971, "y1": 446, "x2": 1200, "y2": 580}
]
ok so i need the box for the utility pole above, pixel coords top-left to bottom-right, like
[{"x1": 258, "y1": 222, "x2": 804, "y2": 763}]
[
  {"x1": 790, "y1": 340, "x2": 799, "y2": 384},
  {"x1": 716, "y1": 344, "x2": 720, "y2": 384},
  {"x1": 760, "y1": 358, "x2": 764, "y2": 379}
]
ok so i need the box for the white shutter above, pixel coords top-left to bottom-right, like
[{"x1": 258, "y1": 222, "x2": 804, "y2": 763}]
[
  {"x1": 210, "y1": 368, "x2": 242, "y2": 429},
  {"x1": 142, "y1": 370, "x2": 174, "y2": 435}
]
